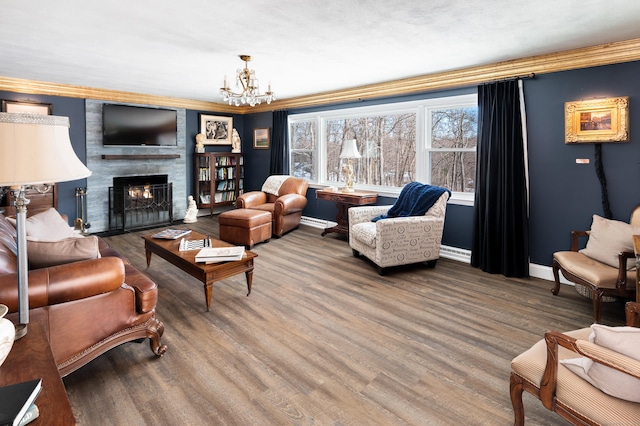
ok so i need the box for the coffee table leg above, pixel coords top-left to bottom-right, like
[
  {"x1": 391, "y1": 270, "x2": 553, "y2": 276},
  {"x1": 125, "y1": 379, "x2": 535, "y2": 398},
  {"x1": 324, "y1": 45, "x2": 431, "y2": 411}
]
[
  {"x1": 245, "y1": 270, "x2": 253, "y2": 296},
  {"x1": 145, "y1": 249, "x2": 152, "y2": 268},
  {"x1": 204, "y1": 283, "x2": 212, "y2": 312}
]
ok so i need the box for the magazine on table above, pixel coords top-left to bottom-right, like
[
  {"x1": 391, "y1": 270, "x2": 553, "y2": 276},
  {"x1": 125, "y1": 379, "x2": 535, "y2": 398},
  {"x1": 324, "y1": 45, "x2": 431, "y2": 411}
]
[
  {"x1": 195, "y1": 246, "x2": 245, "y2": 263},
  {"x1": 152, "y1": 229, "x2": 192, "y2": 240}
]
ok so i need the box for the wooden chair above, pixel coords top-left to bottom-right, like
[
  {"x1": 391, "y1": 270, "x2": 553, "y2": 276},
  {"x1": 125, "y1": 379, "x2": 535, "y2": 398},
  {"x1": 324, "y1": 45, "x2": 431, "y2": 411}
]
[
  {"x1": 510, "y1": 302, "x2": 640, "y2": 425},
  {"x1": 552, "y1": 205, "x2": 640, "y2": 323}
]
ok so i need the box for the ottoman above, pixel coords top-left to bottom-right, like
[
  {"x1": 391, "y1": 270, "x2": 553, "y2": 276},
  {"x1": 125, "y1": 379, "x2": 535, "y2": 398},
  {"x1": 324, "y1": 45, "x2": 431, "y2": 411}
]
[{"x1": 218, "y1": 209, "x2": 272, "y2": 249}]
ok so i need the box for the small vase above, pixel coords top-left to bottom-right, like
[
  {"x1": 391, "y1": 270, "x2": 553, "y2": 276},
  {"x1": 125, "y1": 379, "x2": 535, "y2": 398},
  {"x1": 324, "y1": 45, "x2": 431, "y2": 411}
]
[{"x1": 0, "y1": 304, "x2": 15, "y2": 367}]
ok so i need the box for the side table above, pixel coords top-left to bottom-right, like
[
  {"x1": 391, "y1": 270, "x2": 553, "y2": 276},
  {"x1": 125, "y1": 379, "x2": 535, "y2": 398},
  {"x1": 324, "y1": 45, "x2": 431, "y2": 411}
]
[
  {"x1": 0, "y1": 322, "x2": 76, "y2": 425},
  {"x1": 316, "y1": 189, "x2": 378, "y2": 237}
]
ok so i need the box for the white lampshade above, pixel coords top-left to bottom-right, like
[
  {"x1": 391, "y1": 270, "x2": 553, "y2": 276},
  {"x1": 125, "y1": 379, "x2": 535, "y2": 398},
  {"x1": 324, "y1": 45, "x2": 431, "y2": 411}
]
[
  {"x1": 0, "y1": 113, "x2": 91, "y2": 186},
  {"x1": 339, "y1": 139, "x2": 361, "y2": 159}
]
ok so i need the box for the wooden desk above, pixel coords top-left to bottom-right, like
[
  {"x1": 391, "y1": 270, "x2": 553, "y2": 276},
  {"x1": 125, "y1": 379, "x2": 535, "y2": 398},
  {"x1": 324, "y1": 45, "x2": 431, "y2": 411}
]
[
  {"x1": 316, "y1": 190, "x2": 378, "y2": 237},
  {"x1": 0, "y1": 323, "x2": 75, "y2": 425},
  {"x1": 633, "y1": 235, "x2": 640, "y2": 303}
]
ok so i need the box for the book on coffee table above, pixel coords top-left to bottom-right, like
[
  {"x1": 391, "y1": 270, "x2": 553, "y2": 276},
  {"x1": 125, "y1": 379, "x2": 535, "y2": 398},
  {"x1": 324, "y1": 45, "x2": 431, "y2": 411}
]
[
  {"x1": 0, "y1": 378, "x2": 42, "y2": 426},
  {"x1": 152, "y1": 229, "x2": 192, "y2": 240},
  {"x1": 195, "y1": 246, "x2": 245, "y2": 263}
]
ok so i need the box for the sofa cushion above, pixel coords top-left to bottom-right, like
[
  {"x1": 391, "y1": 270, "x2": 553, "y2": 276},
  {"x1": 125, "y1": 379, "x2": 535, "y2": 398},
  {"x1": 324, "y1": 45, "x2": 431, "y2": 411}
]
[
  {"x1": 560, "y1": 324, "x2": 640, "y2": 403},
  {"x1": 28, "y1": 236, "x2": 101, "y2": 269},
  {"x1": 7, "y1": 207, "x2": 76, "y2": 241},
  {"x1": 579, "y1": 215, "x2": 640, "y2": 269}
]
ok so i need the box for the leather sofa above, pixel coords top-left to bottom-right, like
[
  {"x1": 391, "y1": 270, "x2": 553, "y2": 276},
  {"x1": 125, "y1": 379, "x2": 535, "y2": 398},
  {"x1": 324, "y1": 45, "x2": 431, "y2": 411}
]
[
  {"x1": 0, "y1": 211, "x2": 166, "y2": 376},
  {"x1": 236, "y1": 176, "x2": 309, "y2": 237}
]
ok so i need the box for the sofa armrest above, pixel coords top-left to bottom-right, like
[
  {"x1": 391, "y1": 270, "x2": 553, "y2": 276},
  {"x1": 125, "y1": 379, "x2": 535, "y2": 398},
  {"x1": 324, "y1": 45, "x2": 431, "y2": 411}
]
[
  {"x1": 0, "y1": 256, "x2": 126, "y2": 313},
  {"x1": 275, "y1": 193, "x2": 307, "y2": 215},
  {"x1": 348, "y1": 205, "x2": 392, "y2": 226},
  {"x1": 124, "y1": 264, "x2": 158, "y2": 314},
  {"x1": 236, "y1": 191, "x2": 267, "y2": 208}
]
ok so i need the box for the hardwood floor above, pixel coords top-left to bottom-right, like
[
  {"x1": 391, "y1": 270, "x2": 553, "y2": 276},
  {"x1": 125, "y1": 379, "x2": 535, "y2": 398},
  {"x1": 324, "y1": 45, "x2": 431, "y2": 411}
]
[{"x1": 62, "y1": 216, "x2": 627, "y2": 425}]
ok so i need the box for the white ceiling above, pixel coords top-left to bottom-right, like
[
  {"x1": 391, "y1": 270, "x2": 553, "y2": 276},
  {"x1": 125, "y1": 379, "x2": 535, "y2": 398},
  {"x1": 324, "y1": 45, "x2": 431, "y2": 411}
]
[{"x1": 2, "y1": 0, "x2": 640, "y2": 104}]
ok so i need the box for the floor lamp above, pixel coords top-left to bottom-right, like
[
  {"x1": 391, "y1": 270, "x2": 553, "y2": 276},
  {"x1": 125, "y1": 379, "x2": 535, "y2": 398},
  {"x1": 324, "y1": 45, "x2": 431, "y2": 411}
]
[{"x1": 0, "y1": 113, "x2": 91, "y2": 339}]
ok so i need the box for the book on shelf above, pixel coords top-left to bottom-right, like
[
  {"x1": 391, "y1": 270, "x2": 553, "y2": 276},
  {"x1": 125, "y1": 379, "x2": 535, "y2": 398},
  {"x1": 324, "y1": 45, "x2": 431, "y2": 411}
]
[
  {"x1": 152, "y1": 229, "x2": 192, "y2": 240},
  {"x1": 0, "y1": 378, "x2": 42, "y2": 426},
  {"x1": 17, "y1": 404, "x2": 38, "y2": 426},
  {"x1": 195, "y1": 246, "x2": 245, "y2": 263}
]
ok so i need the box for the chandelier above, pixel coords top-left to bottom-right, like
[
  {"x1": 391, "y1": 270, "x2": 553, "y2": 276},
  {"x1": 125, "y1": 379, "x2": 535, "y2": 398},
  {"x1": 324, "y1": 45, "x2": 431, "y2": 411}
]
[{"x1": 220, "y1": 55, "x2": 276, "y2": 107}]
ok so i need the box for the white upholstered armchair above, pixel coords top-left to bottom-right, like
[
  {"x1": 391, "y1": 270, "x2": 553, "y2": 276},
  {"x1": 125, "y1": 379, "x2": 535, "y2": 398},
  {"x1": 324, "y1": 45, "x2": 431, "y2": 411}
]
[{"x1": 348, "y1": 191, "x2": 449, "y2": 275}]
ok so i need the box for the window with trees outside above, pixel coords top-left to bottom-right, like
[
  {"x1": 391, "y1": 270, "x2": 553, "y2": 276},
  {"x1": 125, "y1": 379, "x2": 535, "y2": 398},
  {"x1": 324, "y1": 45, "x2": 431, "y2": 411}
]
[{"x1": 289, "y1": 93, "x2": 477, "y2": 204}]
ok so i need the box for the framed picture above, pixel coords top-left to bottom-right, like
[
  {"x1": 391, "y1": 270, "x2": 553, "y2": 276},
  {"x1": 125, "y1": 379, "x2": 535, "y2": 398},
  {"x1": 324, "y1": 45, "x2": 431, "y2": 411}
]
[
  {"x1": 1, "y1": 100, "x2": 52, "y2": 115},
  {"x1": 254, "y1": 128, "x2": 270, "y2": 149},
  {"x1": 565, "y1": 96, "x2": 629, "y2": 143},
  {"x1": 199, "y1": 114, "x2": 233, "y2": 145}
]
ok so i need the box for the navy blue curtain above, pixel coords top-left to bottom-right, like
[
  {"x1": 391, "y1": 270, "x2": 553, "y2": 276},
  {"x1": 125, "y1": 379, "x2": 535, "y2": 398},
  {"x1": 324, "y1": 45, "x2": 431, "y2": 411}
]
[
  {"x1": 270, "y1": 110, "x2": 289, "y2": 175},
  {"x1": 471, "y1": 80, "x2": 529, "y2": 277}
]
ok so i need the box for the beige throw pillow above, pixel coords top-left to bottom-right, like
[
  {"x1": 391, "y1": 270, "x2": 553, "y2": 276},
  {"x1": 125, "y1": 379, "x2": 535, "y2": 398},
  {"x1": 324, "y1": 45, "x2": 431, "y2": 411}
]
[
  {"x1": 7, "y1": 208, "x2": 76, "y2": 241},
  {"x1": 27, "y1": 236, "x2": 101, "y2": 269},
  {"x1": 560, "y1": 324, "x2": 640, "y2": 403},
  {"x1": 579, "y1": 214, "x2": 640, "y2": 269}
]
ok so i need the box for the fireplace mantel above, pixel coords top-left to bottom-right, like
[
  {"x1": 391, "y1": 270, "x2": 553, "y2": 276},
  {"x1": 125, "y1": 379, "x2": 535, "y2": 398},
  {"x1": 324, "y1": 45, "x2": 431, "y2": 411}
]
[{"x1": 102, "y1": 154, "x2": 181, "y2": 160}]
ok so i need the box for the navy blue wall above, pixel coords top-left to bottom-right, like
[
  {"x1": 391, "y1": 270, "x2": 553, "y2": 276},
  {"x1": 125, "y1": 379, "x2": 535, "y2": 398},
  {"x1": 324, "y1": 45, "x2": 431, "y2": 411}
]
[
  {"x1": 526, "y1": 63, "x2": 640, "y2": 265},
  {"x1": 2, "y1": 59, "x2": 639, "y2": 267}
]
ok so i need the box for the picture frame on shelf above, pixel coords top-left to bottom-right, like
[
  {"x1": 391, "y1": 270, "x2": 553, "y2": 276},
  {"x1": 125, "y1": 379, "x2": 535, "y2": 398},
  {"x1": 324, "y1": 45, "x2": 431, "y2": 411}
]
[
  {"x1": 1, "y1": 100, "x2": 52, "y2": 115},
  {"x1": 199, "y1": 114, "x2": 233, "y2": 145},
  {"x1": 564, "y1": 96, "x2": 629, "y2": 143},
  {"x1": 253, "y1": 128, "x2": 270, "y2": 149}
]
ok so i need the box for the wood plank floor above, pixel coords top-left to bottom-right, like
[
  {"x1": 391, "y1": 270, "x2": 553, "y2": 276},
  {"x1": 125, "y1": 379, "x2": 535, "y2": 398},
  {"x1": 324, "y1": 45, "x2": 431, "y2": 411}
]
[{"x1": 62, "y1": 216, "x2": 627, "y2": 425}]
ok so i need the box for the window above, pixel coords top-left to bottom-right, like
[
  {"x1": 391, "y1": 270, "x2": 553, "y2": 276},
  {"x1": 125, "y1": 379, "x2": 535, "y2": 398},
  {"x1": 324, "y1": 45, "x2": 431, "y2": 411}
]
[{"x1": 289, "y1": 93, "x2": 477, "y2": 203}]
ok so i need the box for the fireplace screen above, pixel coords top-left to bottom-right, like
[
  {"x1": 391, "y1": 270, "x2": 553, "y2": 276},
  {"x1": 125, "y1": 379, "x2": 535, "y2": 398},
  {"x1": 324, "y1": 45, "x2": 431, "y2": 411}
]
[{"x1": 109, "y1": 175, "x2": 173, "y2": 232}]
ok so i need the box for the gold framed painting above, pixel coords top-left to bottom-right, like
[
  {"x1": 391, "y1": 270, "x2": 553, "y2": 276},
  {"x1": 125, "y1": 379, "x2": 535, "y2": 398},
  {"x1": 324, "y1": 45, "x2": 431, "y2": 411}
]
[
  {"x1": 1, "y1": 100, "x2": 52, "y2": 115},
  {"x1": 199, "y1": 114, "x2": 233, "y2": 145},
  {"x1": 564, "y1": 96, "x2": 629, "y2": 143},
  {"x1": 253, "y1": 128, "x2": 270, "y2": 149}
]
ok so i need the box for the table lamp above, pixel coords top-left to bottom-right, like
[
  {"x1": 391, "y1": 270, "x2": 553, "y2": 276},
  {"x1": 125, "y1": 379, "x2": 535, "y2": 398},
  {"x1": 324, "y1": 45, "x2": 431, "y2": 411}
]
[
  {"x1": 0, "y1": 113, "x2": 92, "y2": 339},
  {"x1": 339, "y1": 139, "x2": 361, "y2": 193}
]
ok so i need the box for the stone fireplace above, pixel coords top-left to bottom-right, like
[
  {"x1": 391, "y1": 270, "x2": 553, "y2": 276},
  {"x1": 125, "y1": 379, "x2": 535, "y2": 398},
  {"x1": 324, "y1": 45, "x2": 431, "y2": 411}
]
[
  {"x1": 85, "y1": 100, "x2": 187, "y2": 233},
  {"x1": 109, "y1": 174, "x2": 173, "y2": 232}
]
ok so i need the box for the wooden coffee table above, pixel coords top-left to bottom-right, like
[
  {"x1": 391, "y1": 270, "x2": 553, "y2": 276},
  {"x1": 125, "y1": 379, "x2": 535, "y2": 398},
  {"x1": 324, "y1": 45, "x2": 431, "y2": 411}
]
[{"x1": 142, "y1": 231, "x2": 257, "y2": 311}]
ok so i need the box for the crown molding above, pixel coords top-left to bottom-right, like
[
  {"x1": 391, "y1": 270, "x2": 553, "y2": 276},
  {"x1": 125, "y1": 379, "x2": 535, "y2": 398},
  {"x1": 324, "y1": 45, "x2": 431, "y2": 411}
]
[
  {"x1": 0, "y1": 77, "x2": 240, "y2": 114},
  {"x1": 1, "y1": 38, "x2": 640, "y2": 114}
]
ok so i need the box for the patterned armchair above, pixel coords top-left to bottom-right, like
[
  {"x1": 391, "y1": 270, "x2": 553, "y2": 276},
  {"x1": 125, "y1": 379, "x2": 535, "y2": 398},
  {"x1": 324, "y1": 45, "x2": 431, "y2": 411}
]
[{"x1": 348, "y1": 191, "x2": 449, "y2": 275}]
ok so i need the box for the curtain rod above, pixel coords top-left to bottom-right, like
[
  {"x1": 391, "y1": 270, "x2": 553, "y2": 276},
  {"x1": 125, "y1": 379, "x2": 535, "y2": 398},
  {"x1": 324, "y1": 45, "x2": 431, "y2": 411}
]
[{"x1": 484, "y1": 73, "x2": 535, "y2": 84}]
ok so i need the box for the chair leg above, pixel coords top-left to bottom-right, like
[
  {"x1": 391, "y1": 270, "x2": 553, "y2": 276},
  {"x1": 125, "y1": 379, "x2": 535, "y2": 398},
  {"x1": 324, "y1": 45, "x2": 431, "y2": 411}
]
[
  {"x1": 509, "y1": 373, "x2": 526, "y2": 426},
  {"x1": 592, "y1": 289, "x2": 604, "y2": 324},
  {"x1": 551, "y1": 259, "x2": 562, "y2": 295}
]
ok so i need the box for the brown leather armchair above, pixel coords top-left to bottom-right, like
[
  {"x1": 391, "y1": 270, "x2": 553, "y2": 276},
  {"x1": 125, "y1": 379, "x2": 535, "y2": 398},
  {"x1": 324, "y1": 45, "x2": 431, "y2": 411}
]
[
  {"x1": 236, "y1": 176, "x2": 309, "y2": 237},
  {"x1": 0, "y1": 213, "x2": 166, "y2": 376}
]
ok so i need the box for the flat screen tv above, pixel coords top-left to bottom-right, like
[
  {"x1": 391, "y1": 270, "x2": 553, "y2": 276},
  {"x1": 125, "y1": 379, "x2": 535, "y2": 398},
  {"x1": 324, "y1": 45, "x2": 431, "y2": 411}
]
[{"x1": 102, "y1": 104, "x2": 177, "y2": 147}]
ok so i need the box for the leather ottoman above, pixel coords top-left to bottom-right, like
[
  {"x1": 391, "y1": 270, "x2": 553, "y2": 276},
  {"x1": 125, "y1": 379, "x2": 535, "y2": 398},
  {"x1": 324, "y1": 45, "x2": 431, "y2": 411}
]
[{"x1": 218, "y1": 209, "x2": 272, "y2": 249}]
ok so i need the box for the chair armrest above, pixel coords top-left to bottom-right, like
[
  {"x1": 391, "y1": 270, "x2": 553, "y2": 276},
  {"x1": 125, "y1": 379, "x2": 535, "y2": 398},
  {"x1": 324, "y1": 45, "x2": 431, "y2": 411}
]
[
  {"x1": 348, "y1": 205, "x2": 392, "y2": 226},
  {"x1": 124, "y1": 264, "x2": 158, "y2": 314},
  {"x1": 374, "y1": 215, "x2": 444, "y2": 240},
  {"x1": 570, "y1": 230, "x2": 590, "y2": 251},
  {"x1": 275, "y1": 193, "x2": 307, "y2": 215},
  {"x1": 540, "y1": 330, "x2": 640, "y2": 409},
  {"x1": 236, "y1": 191, "x2": 267, "y2": 208},
  {"x1": 0, "y1": 256, "x2": 126, "y2": 313}
]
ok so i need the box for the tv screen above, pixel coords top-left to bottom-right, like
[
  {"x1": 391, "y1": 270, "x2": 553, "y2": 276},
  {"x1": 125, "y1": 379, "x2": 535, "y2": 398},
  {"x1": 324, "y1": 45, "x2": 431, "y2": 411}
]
[{"x1": 102, "y1": 104, "x2": 177, "y2": 147}]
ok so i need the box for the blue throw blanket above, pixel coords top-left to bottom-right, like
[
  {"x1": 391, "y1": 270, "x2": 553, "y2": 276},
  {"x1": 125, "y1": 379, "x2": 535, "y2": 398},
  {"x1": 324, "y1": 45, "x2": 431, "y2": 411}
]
[{"x1": 372, "y1": 182, "x2": 450, "y2": 222}]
